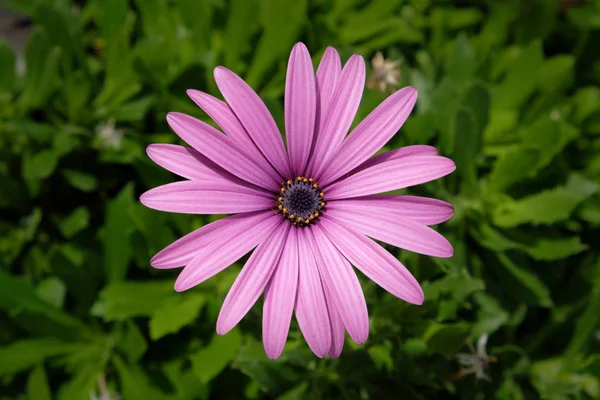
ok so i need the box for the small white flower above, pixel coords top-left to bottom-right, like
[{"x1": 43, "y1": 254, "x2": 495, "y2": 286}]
[
  {"x1": 367, "y1": 52, "x2": 401, "y2": 93},
  {"x1": 455, "y1": 334, "x2": 497, "y2": 381},
  {"x1": 96, "y1": 119, "x2": 124, "y2": 150}
]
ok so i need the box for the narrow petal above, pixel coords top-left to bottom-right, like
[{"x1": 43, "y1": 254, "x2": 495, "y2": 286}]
[
  {"x1": 150, "y1": 212, "x2": 267, "y2": 269},
  {"x1": 326, "y1": 156, "x2": 456, "y2": 200},
  {"x1": 326, "y1": 208, "x2": 454, "y2": 258},
  {"x1": 319, "y1": 218, "x2": 424, "y2": 305},
  {"x1": 186, "y1": 90, "x2": 276, "y2": 173},
  {"x1": 263, "y1": 228, "x2": 299, "y2": 359},
  {"x1": 319, "y1": 87, "x2": 418, "y2": 185},
  {"x1": 146, "y1": 144, "x2": 247, "y2": 185},
  {"x1": 285, "y1": 42, "x2": 317, "y2": 175},
  {"x1": 295, "y1": 229, "x2": 331, "y2": 358},
  {"x1": 140, "y1": 181, "x2": 271, "y2": 214},
  {"x1": 316, "y1": 47, "x2": 342, "y2": 118},
  {"x1": 351, "y1": 145, "x2": 438, "y2": 175},
  {"x1": 217, "y1": 222, "x2": 289, "y2": 335},
  {"x1": 214, "y1": 67, "x2": 291, "y2": 178},
  {"x1": 307, "y1": 225, "x2": 369, "y2": 344},
  {"x1": 174, "y1": 213, "x2": 280, "y2": 291},
  {"x1": 328, "y1": 195, "x2": 454, "y2": 225},
  {"x1": 323, "y1": 283, "x2": 345, "y2": 359},
  {"x1": 310, "y1": 55, "x2": 366, "y2": 178},
  {"x1": 166, "y1": 112, "x2": 280, "y2": 190},
  {"x1": 306, "y1": 47, "x2": 342, "y2": 177}
]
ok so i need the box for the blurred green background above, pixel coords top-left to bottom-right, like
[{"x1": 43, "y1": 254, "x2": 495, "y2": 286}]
[{"x1": 1, "y1": 0, "x2": 600, "y2": 399}]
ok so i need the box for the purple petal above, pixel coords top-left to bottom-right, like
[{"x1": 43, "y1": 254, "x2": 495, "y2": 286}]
[
  {"x1": 295, "y1": 229, "x2": 331, "y2": 358},
  {"x1": 351, "y1": 145, "x2": 438, "y2": 175},
  {"x1": 328, "y1": 195, "x2": 454, "y2": 225},
  {"x1": 150, "y1": 212, "x2": 267, "y2": 269},
  {"x1": 310, "y1": 55, "x2": 366, "y2": 179},
  {"x1": 214, "y1": 67, "x2": 291, "y2": 178},
  {"x1": 319, "y1": 87, "x2": 418, "y2": 185},
  {"x1": 323, "y1": 283, "x2": 345, "y2": 359},
  {"x1": 285, "y1": 42, "x2": 317, "y2": 175},
  {"x1": 326, "y1": 208, "x2": 454, "y2": 258},
  {"x1": 217, "y1": 222, "x2": 289, "y2": 335},
  {"x1": 319, "y1": 218, "x2": 424, "y2": 305},
  {"x1": 140, "y1": 181, "x2": 271, "y2": 214},
  {"x1": 174, "y1": 213, "x2": 280, "y2": 292},
  {"x1": 166, "y1": 112, "x2": 280, "y2": 190},
  {"x1": 306, "y1": 47, "x2": 342, "y2": 177},
  {"x1": 186, "y1": 90, "x2": 275, "y2": 173},
  {"x1": 263, "y1": 228, "x2": 299, "y2": 359},
  {"x1": 147, "y1": 144, "x2": 243, "y2": 183},
  {"x1": 307, "y1": 225, "x2": 369, "y2": 344},
  {"x1": 326, "y1": 156, "x2": 456, "y2": 200}
]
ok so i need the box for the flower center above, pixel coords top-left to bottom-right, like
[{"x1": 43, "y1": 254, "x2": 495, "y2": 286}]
[{"x1": 275, "y1": 176, "x2": 326, "y2": 227}]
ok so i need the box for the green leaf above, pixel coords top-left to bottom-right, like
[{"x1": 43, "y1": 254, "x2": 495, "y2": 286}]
[
  {"x1": 493, "y1": 41, "x2": 544, "y2": 110},
  {"x1": 19, "y1": 29, "x2": 62, "y2": 111},
  {"x1": 63, "y1": 169, "x2": 98, "y2": 192},
  {"x1": 453, "y1": 108, "x2": 478, "y2": 194},
  {"x1": 537, "y1": 55, "x2": 575, "y2": 93},
  {"x1": 0, "y1": 339, "x2": 76, "y2": 377},
  {"x1": 22, "y1": 149, "x2": 59, "y2": 180},
  {"x1": 0, "y1": 42, "x2": 16, "y2": 93},
  {"x1": 245, "y1": 0, "x2": 308, "y2": 88},
  {"x1": 26, "y1": 365, "x2": 52, "y2": 400},
  {"x1": 102, "y1": 183, "x2": 135, "y2": 282},
  {"x1": 118, "y1": 321, "x2": 148, "y2": 363},
  {"x1": 493, "y1": 174, "x2": 599, "y2": 227},
  {"x1": 36, "y1": 277, "x2": 67, "y2": 309},
  {"x1": 423, "y1": 323, "x2": 471, "y2": 358},
  {"x1": 497, "y1": 253, "x2": 552, "y2": 307},
  {"x1": 90, "y1": 280, "x2": 174, "y2": 321},
  {"x1": 566, "y1": 261, "x2": 600, "y2": 357},
  {"x1": 190, "y1": 328, "x2": 242, "y2": 382},
  {"x1": 149, "y1": 294, "x2": 205, "y2": 340},
  {"x1": 525, "y1": 237, "x2": 587, "y2": 261},
  {"x1": 56, "y1": 206, "x2": 90, "y2": 239},
  {"x1": 445, "y1": 34, "x2": 476, "y2": 81},
  {"x1": 0, "y1": 274, "x2": 88, "y2": 335},
  {"x1": 113, "y1": 355, "x2": 168, "y2": 400}
]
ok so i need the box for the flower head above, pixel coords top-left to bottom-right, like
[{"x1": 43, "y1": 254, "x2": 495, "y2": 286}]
[
  {"x1": 367, "y1": 51, "x2": 401, "y2": 93},
  {"x1": 455, "y1": 334, "x2": 497, "y2": 381},
  {"x1": 141, "y1": 43, "x2": 455, "y2": 359},
  {"x1": 96, "y1": 119, "x2": 123, "y2": 149}
]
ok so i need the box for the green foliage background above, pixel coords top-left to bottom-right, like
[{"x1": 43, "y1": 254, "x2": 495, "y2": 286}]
[{"x1": 1, "y1": 0, "x2": 600, "y2": 398}]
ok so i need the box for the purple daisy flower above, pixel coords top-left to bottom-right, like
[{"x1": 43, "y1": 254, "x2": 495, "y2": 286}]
[{"x1": 141, "y1": 43, "x2": 455, "y2": 359}]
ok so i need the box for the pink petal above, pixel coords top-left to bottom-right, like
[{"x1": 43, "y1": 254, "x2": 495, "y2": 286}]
[
  {"x1": 328, "y1": 195, "x2": 454, "y2": 225},
  {"x1": 326, "y1": 208, "x2": 454, "y2": 258},
  {"x1": 319, "y1": 87, "x2": 418, "y2": 185},
  {"x1": 186, "y1": 90, "x2": 276, "y2": 173},
  {"x1": 307, "y1": 225, "x2": 369, "y2": 344},
  {"x1": 306, "y1": 47, "x2": 342, "y2": 177},
  {"x1": 174, "y1": 213, "x2": 280, "y2": 292},
  {"x1": 263, "y1": 228, "x2": 299, "y2": 359},
  {"x1": 214, "y1": 67, "x2": 291, "y2": 178},
  {"x1": 217, "y1": 222, "x2": 289, "y2": 335},
  {"x1": 319, "y1": 218, "x2": 424, "y2": 305},
  {"x1": 150, "y1": 212, "x2": 267, "y2": 269},
  {"x1": 285, "y1": 42, "x2": 317, "y2": 175},
  {"x1": 147, "y1": 144, "x2": 242, "y2": 183},
  {"x1": 310, "y1": 55, "x2": 366, "y2": 179},
  {"x1": 326, "y1": 156, "x2": 456, "y2": 200},
  {"x1": 323, "y1": 283, "x2": 345, "y2": 359},
  {"x1": 295, "y1": 229, "x2": 331, "y2": 358},
  {"x1": 166, "y1": 112, "x2": 280, "y2": 190},
  {"x1": 140, "y1": 181, "x2": 271, "y2": 214},
  {"x1": 351, "y1": 145, "x2": 438, "y2": 175}
]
